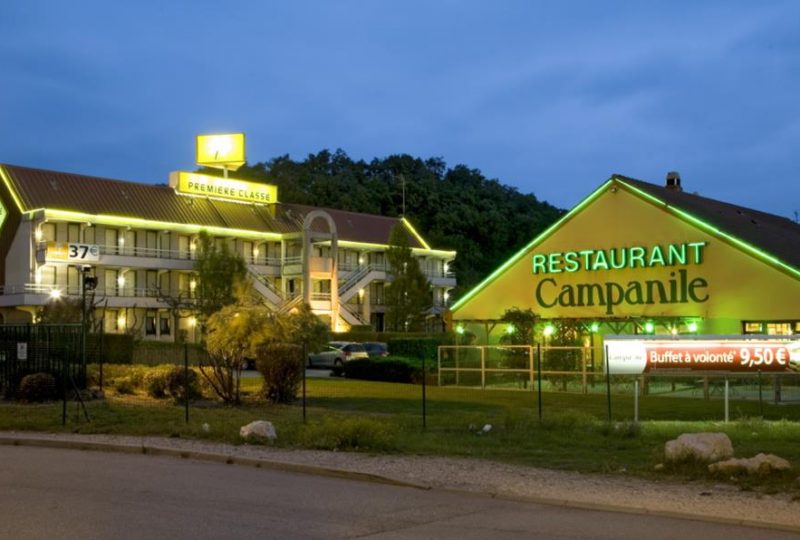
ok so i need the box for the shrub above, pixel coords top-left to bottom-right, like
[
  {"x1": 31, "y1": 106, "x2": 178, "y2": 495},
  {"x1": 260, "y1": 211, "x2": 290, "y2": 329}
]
[
  {"x1": 164, "y1": 366, "x2": 201, "y2": 402},
  {"x1": 386, "y1": 335, "x2": 453, "y2": 359},
  {"x1": 18, "y1": 373, "x2": 58, "y2": 402},
  {"x1": 144, "y1": 369, "x2": 169, "y2": 398},
  {"x1": 256, "y1": 343, "x2": 303, "y2": 404},
  {"x1": 114, "y1": 377, "x2": 135, "y2": 395},
  {"x1": 339, "y1": 359, "x2": 420, "y2": 383}
]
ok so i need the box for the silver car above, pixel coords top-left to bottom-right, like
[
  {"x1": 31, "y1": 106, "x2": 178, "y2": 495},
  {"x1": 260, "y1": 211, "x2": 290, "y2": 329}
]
[{"x1": 307, "y1": 341, "x2": 369, "y2": 368}]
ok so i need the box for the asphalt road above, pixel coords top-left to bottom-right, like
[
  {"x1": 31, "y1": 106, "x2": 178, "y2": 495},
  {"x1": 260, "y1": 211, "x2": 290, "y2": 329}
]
[{"x1": 0, "y1": 446, "x2": 794, "y2": 540}]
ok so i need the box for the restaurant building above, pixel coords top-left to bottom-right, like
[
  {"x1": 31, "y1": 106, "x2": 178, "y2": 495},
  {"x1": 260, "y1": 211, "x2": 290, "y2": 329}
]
[
  {"x1": 0, "y1": 138, "x2": 455, "y2": 340},
  {"x1": 450, "y1": 173, "x2": 800, "y2": 342}
]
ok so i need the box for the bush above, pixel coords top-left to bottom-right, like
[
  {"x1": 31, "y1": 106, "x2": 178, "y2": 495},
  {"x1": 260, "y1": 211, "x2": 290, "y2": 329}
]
[
  {"x1": 18, "y1": 372, "x2": 58, "y2": 402},
  {"x1": 386, "y1": 335, "x2": 454, "y2": 360},
  {"x1": 164, "y1": 366, "x2": 201, "y2": 402},
  {"x1": 338, "y1": 359, "x2": 420, "y2": 383},
  {"x1": 144, "y1": 369, "x2": 169, "y2": 398},
  {"x1": 256, "y1": 343, "x2": 303, "y2": 404},
  {"x1": 114, "y1": 377, "x2": 135, "y2": 395}
]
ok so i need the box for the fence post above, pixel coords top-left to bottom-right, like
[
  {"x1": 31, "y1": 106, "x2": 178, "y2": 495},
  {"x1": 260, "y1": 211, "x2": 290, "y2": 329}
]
[
  {"x1": 528, "y1": 346, "x2": 534, "y2": 391},
  {"x1": 605, "y1": 345, "x2": 612, "y2": 422},
  {"x1": 581, "y1": 349, "x2": 587, "y2": 395},
  {"x1": 536, "y1": 343, "x2": 542, "y2": 423},
  {"x1": 758, "y1": 370, "x2": 763, "y2": 416},
  {"x1": 422, "y1": 354, "x2": 427, "y2": 429},
  {"x1": 724, "y1": 377, "x2": 729, "y2": 423},
  {"x1": 437, "y1": 347, "x2": 442, "y2": 387},
  {"x1": 61, "y1": 356, "x2": 67, "y2": 427},
  {"x1": 634, "y1": 378, "x2": 639, "y2": 424},
  {"x1": 184, "y1": 342, "x2": 189, "y2": 424},
  {"x1": 480, "y1": 347, "x2": 485, "y2": 389},
  {"x1": 302, "y1": 343, "x2": 307, "y2": 424}
]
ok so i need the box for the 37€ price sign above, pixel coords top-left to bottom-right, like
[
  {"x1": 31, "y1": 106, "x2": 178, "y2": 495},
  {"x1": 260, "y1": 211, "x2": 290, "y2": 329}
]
[{"x1": 604, "y1": 339, "x2": 800, "y2": 375}]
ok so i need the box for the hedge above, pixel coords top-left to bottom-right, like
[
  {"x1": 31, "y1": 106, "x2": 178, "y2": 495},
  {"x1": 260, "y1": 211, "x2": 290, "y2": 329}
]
[{"x1": 335, "y1": 358, "x2": 421, "y2": 383}]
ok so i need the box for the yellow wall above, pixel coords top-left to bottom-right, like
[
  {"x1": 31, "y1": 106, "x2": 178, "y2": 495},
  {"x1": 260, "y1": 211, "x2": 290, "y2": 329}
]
[{"x1": 453, "y1": 182, "x2": 800, "y2": 325}]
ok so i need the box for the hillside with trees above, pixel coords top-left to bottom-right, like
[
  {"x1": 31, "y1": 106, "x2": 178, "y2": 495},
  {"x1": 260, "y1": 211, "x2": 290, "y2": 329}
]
[{"x1": 201, "y1": 150, "x2": 564, "y2": 298}]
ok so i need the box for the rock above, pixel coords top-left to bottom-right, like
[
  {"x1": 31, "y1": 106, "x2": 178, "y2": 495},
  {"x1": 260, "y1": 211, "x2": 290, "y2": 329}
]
[
  {"x1": 240, "y1": 420, "x2": 277, "y2": 441},
  {"x1": 482, "y1": 424, "x2": 492, "y2": 433},
  {"x1": 664, "y1": 432, "x2": 733, "y2": 462},
  {"x1": 709, "y1": 453, "x2": 791, "y2": 475}
]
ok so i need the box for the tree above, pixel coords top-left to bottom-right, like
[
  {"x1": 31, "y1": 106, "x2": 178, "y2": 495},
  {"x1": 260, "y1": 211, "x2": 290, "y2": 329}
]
[
  {"x1": 203, "y1": 302, "x2": 272, "y2": 404},
  {"x1": 193, "y1": 230, "x2": 247, "y2": 322},
  {"x1": 500, "y1": 308, "x2": 539, "y2": 388},
  {"x1": 384, "y1": 224, "x2": 431, "y2": 331}
]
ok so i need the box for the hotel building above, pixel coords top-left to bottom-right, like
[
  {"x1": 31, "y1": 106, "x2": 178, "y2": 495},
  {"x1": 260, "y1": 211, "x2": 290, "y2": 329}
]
[{"x1": 0, "y1": 162, "x2": 456, "y2": 341}]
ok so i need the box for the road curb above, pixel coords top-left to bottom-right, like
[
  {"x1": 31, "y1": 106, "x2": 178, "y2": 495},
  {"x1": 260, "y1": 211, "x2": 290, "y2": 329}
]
[
  {"x1": 0, "y1": 435, "x2": 429, "y2": 490},
  {"x1": 1, "y1": 434, "x2": 798, "y2": 534}
]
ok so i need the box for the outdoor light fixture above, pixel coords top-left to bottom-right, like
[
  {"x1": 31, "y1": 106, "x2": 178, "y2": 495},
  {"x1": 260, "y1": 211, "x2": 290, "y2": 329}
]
[
  {"x1": 190, "y1": 279, "x2": 197, "y2": 290},
  {"x1": 644, "y1": 321, "x2": 655, "y2": 334},
  {"x1": 34, "y1": 229, "x2": 43, "y2": 241},
  {"x1": 117, "y1": 315, "x2": 126, "y2": 328},
  {"x1": 188, "y1": 317, "x2": 197, "y2": 327},
  {"x1": 455, "y1": 324, "x2": 465, "y2": 335},
  {"x1": 49, "y1": 289, "x2": 61, "y2": 300},
  {"x1": 543, "y1": 324, "x2": 555, "y2": 337},
  {"x1": 671, "y1": 327, "x2": 678, "y2": 335},
  {"x1": 506, "y1": 324, "x2": 515, "y2": 335},
  {"x1": 117, "y1": 275, "x2": 126, "y2": 287},
  {"x1": 590, "y1": 322, "x2": 600, "y2": 333},
  {"x1": 688, "y1": 321, "x2": 699, "y2": 333}
]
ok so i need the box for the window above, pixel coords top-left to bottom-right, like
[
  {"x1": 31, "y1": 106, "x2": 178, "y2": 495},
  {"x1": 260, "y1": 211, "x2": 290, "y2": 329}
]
[
  {"x1": 743, "y1": 322, "x2": 763, "y2": 334},
  {"x1": 159, "y1": 271, "x2": 171, "y2": 295},
  {"x1": 105, "y1": 310, "x2": 118, "y2": 333},
  {"x1": 766, "y1": 323, "x2": 793, "y2": 336},
  {"x1": 146, "y1": 270, "x2": 158, "y2": 296},
  {"x1": 159, "y1": 232, "x2": 171, "y2": 258},
  {"x1": 105, "y1": 269, "x2": 119, "y2": 296},
  {"x1": 145, "y1": 311, "x2": 157, "y2": 336},
  {"x1": 105, "y1": 229, "x2": 119, "y2": 255},
  {"x1": 83, "y1": 226, "x2": 95, "y2": 244},
  {"x1": 38, "y1": 266, "x2": 56, "y2": 286},
  {"x1": 67, "y1": 223, "x2": 81, "y2": 243},
  {"x1": 159, "y1": 313, "x2": 171, "y2": 336},
  {"x1": 744, "y1": 321, "x2": 798, "y2": 335},
  {"x1": 178, "y1": 235, "x2": 191, "y2": 260},
  {"x1": 145, "y1": 231, "x2": 158, "y2": 256},
  {"x1": 67, "y1": 266, "x2": 80, "y2": 295},
  {"x1": 122, "y1": 230, "x2": 135, "y2": 256},
  {"x1": 242, "y1": 241, "x2": 253, "y2": 264},
  {"x1": 41, "y1": 223, "x2": 56, "y2": 243}
]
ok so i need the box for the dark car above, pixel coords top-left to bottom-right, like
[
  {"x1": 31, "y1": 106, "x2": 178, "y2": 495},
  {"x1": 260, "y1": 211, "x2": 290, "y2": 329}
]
[{"x1": 363, "y1": 342, "x2": 389, "y2": 358}]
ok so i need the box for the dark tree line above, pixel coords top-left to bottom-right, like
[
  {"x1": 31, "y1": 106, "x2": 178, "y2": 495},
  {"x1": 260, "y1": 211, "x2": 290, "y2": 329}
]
[{"x1": 201, "y1": 149, "x2": 564, "y2": 298}]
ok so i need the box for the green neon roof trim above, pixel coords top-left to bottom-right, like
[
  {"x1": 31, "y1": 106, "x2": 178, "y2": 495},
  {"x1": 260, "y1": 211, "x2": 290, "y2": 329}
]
[
  {"x1": 619, "y1": 180, "x2": 800, "y2": 281},
  {"x1": 450, "y1": 179, "x2": 614, "y2": 312}
]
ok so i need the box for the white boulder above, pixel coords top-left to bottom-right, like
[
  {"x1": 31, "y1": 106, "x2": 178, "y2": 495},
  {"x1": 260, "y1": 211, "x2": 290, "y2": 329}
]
[
  {"x1": 240, "y1": 420, "x2": 277, "y2": 441},
  {"x1": 709, "y1": 453, "x2": 791, "y2": 475},
  {"x1": 664, "y1": 432, "x2": 733, "y2": 462}
]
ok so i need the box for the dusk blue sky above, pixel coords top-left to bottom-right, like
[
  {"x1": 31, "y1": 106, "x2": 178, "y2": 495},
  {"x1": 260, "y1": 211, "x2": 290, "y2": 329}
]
[{"x1": 2, "y1": 1, "x2": 799, "y2": 220}]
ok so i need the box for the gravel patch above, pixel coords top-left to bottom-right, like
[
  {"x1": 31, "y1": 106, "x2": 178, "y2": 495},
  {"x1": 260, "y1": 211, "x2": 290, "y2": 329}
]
[{"x1": 2, "y1": 431, "x2": 798, "y2": 531}]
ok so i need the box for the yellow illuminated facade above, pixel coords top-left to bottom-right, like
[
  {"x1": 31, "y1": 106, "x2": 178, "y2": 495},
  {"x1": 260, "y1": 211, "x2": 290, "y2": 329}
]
[{"x1": 451, "y1": 175, "x2": 800, "y2": 343}]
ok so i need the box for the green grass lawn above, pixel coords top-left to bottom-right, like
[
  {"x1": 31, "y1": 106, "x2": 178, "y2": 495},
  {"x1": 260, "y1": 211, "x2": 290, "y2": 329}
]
[{"x1": 3, "y1": 376, "x2": 800, "y2": 494}]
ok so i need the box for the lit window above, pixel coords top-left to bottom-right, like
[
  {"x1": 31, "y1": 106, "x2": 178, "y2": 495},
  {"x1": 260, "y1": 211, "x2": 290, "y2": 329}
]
[
  {"x1": 743, "y1": 322, "x2": 763, "y2": 334},
  {"x1": 766, "y1": 323, "x2": 792, "y2": 336}
]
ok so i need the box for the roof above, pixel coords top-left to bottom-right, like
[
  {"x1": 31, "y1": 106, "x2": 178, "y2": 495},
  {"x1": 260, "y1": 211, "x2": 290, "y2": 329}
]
[
  {"x1": 0, "y1": 164, "x2": 432, "y2": 249},
  {"x1": 615, "y1": 174, "x2": 800, "y2": 270}
]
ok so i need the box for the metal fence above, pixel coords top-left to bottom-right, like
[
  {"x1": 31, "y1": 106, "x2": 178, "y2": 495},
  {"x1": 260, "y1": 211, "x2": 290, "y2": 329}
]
[{"x1": 0, "y1": 324, "x2": 85, "y2": 392}]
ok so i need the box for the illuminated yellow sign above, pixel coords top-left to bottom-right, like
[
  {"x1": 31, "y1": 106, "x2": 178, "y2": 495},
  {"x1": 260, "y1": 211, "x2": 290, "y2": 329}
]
[
  {"x1": 170, "y1": 171, "x2": 278, "y2": 204},
  {"x1": 196, "y1": 133, "x2": 246, "y2": 170}
]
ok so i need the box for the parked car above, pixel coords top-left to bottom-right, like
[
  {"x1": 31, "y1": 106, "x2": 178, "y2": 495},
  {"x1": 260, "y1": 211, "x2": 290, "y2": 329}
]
[
  {"x1": 307, "y1": 341, "x2": 369, "y2": 368},
  {"x1": 363, "y1": 342, "x2": 389, "y2": 358}
]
